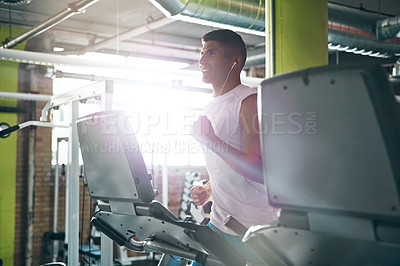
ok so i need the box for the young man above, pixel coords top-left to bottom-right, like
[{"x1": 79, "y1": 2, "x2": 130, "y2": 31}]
[{"x1": 190, "y1": 29, "x2": 278, "y2": 265}]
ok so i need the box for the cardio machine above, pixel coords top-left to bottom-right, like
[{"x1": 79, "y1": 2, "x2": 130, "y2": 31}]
[
  {"x1": 77, "y1": 63, "x2": 400, "y2": 266},
  {"x1": 243, "y1": 63, "x2": 400, "y2": 265},
  {"x1": 76, "y1": 110, "x2": 247, "y2": 266}
]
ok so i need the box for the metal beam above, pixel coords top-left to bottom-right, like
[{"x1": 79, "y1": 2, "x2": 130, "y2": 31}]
[{"x1": 1, "y1": 0, "x2": 101, "y2": 49}]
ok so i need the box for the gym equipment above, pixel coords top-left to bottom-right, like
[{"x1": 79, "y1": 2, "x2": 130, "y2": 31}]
[
  {"x1": 243, "y1": 64, "x2": 400, "y2": 265},
  {"x1": 178, "y1": 172, "x2": 201, "y2": 221},
  {"x1": 79, "y1": 244, "x2": 101, "y2": 265},
  {"x1": 178, "y1": 172, "x2": 212, "y2": 225},
  {"x1": 0, "y1": 120, "x2": 68, "y2": 138},
  {"x1": 75, "y1": 64, "x2": 400, "y2": 265},
  {"x1": 0, "y1": 81, "x2": 113, "y2": 266},
  {"x1": 77, "y1": 110, "x2": 247, "y2": 266}
]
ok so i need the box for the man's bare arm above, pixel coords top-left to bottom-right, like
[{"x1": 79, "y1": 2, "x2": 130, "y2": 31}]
[{"x1": 191, "y1": 94, "x2": 263, "y2": 184}]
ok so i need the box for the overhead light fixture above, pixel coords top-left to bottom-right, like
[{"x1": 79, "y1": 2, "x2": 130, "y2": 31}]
[{"x1": 53, "y1": 47, "x2": 65, "y2": 52}]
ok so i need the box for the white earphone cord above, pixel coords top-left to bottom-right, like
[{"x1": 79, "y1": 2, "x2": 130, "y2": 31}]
[{"x1": 220, "y1": 61, "x2": 236, "y2": 96}]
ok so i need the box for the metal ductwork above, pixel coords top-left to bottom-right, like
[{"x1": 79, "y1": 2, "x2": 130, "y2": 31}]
[
  {"x1": 2, "y1": 0, "x2": 399, "y2": 64},
  {"x1": 328, "y1": 3, "x2": 400, "y2": 57},
  {"x1": 246, "y1": 45, "x2": 265, "y2": 67},
  {"x1": 328, "y1": 32, "x2": 400, "y2": 57},
  {"x1": 149, "y1": 0, "x2": 400, "y2": 58},
  {"x1": 1, "y1": 0, "x2": 100, "y2": 49},
  {"x1": 148, "y1": 0, "x2": 265, "y2": 36},
  {"x1": 376, "y1": 16, "x2": 400, "y2": 40}
]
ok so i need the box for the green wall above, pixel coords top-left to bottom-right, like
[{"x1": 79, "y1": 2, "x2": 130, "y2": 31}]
[{"x1": 0, "y1": 26, "x2": 27, "y2": 266}]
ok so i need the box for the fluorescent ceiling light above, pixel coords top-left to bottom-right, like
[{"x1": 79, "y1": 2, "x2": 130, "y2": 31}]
[
  {"x1": 53, "y1": 47, "x2": 65, "y2": 52},
  {"x1": 68, "y1": 52, "x2": 189, "y2": 70}
]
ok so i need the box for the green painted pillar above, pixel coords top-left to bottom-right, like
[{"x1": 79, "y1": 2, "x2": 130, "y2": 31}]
[
  {"x1": 266, "y1": 0, "x2": 328, "y2": 76},
  {"x1": 0, "y1": 26, "x2": 27, "y2": 266}
]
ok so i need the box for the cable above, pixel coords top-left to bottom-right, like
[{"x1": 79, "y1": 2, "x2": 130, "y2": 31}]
[
  {"x1": 79, "y1": 168, "x2": 89, "y2": 265},
  {"x1": 1, "y1": 5, "x2": 13, "y2": 46},
  {"x1": 80, "y1": 174, "x2": 85, "y2": 265},
  {"x1": 220, "y1": 61, "x2": 236, "y2": 96},
  {"x1": 8, "y1": 5, "x2": 11, "y2": 39},
  {"x1": 89, "y1": 196, "x2": 93, "y2": 266}
]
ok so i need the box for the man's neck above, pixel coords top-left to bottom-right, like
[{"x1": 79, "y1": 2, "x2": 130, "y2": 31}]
[{"x1": 213, "y1": 79, "x2": 241, "y2": 97}]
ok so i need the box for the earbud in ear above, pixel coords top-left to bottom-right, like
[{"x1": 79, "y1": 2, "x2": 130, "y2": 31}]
[{"x1": 231, "y1": 61, "x2": 237, "y2": 69}]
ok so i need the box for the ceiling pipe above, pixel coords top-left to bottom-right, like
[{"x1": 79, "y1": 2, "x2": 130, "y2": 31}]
[
  {"x1": 148, "y1": 0, "x2": 400, "y2": 58},
  {"x1": 328, "y1": 31, "x2": 400, "y2": 58},
  {"x1": 328, "y1": 3, "x2": 400, "y2": 57},
  {"x1": 40, "y1": 0, "x2": 399, "y2": 66},
  {"x1": 246, "y1": 45, "x2": 266, "y2": 67},
  {"x1": 59, "y1": 0, "x2": 264, "y2": 56},
  {"x1": 148, "y1": 0, "x2": 265, "y2": 36},
  {"x1": 376, "y1": 16, "x2": 400, "y2": 40},
  {"x1": 1, "y1": 0, "x2": 100, "y2": 49}
]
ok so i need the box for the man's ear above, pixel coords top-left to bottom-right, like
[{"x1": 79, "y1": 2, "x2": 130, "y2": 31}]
[{"x1": 233, "y1": 55, "x2": 243, "y2": 68}]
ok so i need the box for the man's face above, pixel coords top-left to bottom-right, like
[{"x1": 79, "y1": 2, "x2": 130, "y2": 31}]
[{"x1": 198, "y1": 40, "x2": 233, "y2": 86}]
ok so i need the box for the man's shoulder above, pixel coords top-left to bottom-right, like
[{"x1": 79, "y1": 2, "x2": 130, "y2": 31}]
[
  {"x1": 237, "y1": 84, "x2": 257, "y2": 92},
  {"x1": 239, "y1": 86, "x2": 258, "y2": 116},
  {"x1": 241, "y1": 93, "x2": 257, "y2": 107},
  {"x1": 234, "y1": 84, "x2": 257, "y2": 99}
]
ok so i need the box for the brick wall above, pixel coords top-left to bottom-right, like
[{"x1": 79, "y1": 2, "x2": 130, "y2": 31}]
[
  {"x1": 14, "y1": 65, "x2": 98, "y2": 265},
  {"x1": 14, "y1": 61, "x2": 60, "y2": 265}
]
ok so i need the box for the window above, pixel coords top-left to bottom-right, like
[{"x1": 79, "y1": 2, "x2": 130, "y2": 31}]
[{"x1": 51, "y1": 53, "x2": 212, "y2": 167}]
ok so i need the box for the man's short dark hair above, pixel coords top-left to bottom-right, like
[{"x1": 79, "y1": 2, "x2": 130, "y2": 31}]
[{"x1": 202, "y1": 29, "x2": 247, "y2": 68}]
